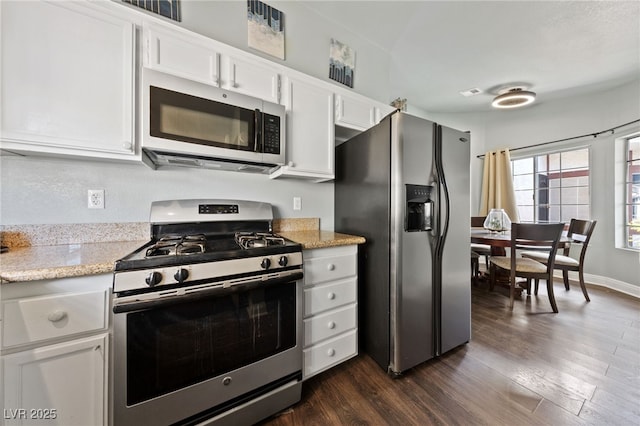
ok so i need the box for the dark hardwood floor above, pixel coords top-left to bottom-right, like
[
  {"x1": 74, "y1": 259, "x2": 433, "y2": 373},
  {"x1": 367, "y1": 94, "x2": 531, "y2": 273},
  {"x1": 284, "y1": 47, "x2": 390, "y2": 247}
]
[{"x1": 260, "y1": 280, "x2": 640, "y2": 425}]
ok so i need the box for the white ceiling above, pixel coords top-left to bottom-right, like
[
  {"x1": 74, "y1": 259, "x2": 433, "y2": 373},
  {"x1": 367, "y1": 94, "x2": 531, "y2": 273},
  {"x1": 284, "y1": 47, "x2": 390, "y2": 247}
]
[{"x1": 301, "y1": 1, "x2": 640, "y2": 113}]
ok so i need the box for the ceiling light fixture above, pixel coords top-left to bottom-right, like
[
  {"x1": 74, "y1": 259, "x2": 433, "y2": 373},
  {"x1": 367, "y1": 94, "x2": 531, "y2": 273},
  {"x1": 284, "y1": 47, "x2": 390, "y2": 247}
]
[{"x1": 491, "y1": 88, "x2": 536, "y2": 109}]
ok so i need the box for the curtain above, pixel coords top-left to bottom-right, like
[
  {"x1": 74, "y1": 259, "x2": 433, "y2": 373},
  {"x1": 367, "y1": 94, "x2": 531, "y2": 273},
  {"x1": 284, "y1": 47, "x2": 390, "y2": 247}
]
[{"x1": 479, "y1": 149, "x2": 520, "y2": 222}]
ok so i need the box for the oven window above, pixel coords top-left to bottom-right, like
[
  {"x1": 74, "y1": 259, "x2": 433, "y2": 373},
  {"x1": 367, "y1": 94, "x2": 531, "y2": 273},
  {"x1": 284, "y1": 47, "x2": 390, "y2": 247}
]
[
  {"x1": 125, "y1": 281, "x2": 296, "y2": 406},
  {"x1": 150, "y1": 86, "x2": 253, "y2": 151}
]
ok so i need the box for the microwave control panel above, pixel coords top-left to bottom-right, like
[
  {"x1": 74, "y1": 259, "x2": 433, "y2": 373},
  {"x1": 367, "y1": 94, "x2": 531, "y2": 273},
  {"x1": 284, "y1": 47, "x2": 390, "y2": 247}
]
[{"x1": 263, "y1": 114, "x2": 281, "y2": 154}]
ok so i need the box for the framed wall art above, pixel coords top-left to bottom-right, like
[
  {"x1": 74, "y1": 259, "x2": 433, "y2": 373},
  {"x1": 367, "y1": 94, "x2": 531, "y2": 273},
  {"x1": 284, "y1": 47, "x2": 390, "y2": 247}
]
[
  {"x1": 122, "y1": 0, "x2": 181, "y2": 21},
  {"x1": 247, "y1": 0, "x2": 285, "y2": 60},
  {"x1": 329, "y1": 39, "x2": 355, "y2": 88}
]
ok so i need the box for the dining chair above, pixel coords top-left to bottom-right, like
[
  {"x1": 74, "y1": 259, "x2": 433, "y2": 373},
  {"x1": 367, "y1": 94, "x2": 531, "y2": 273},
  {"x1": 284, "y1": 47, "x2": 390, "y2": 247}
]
[
  {"x1": 471, "y1": 250, "x2": 480, "y2": 284},
  {"x1": 521, "y1": 219, "x2": 597, "y2": 302},
  {"x1": 471, "y1": 216, "x2": 491, "y2": 269},
  {"x1": 489, "y1": 223, "x2": 565, "y2": 313}
]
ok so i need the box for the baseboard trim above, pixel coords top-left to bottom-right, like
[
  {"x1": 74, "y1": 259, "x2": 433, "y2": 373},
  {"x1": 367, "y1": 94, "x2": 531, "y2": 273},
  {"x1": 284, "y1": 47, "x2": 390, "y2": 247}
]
[{"x1": 553, "y1": 271, "x2": 640, "y2": 299}]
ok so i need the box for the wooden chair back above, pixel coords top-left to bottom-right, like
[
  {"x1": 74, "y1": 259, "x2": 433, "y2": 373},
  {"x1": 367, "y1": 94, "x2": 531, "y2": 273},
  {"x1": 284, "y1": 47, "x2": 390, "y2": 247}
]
[
  {"x1": 565, "y1": 219, "x2": 597, "y2": 264},
  {"x1": 471, "y1": 216, "x2": 485, "y2": 227},
  {"x1": 510, "y1": 223, "x2": 565, "y2": 273}
]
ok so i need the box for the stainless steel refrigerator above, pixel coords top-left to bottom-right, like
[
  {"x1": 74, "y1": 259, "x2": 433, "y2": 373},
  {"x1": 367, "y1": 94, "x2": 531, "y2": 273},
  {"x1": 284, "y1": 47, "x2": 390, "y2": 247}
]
[{"x1": 334, "y1": 111, "x2": 471, "y2": 375}]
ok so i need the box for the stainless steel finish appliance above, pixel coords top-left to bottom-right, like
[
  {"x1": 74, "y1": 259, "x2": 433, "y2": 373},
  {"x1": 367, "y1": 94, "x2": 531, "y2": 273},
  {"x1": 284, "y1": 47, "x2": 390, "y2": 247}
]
[
  {"x1": 141, "y1": 69, "x2": 285, "y2": 173},
  {"x1": 112, "y1": 200, "x2": 303, "y2": 425},
  {"x1": 334, "y1": 111, "x2": 471, "y2": 375}
]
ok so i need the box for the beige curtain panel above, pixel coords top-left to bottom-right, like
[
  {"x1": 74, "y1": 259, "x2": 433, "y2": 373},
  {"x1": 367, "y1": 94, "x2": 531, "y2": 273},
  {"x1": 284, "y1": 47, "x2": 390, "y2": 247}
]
[{"x1": 479, "y1": 149, "x2": 520, "y2": 222}]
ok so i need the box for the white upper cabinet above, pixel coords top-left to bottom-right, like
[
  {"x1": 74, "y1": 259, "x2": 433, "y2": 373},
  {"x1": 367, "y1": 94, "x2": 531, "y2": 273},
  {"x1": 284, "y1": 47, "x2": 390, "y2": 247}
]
[
  {"x1": 334, "y1": 91, "x2": 395, "y2": 131},
  {"x1": 143, "y1": 23, "x2": 280, "y2": 104},
  {"x1": 144, "y1": 23, "x2": 220, "y2": 87},
  {"x1": 0, "y1": 1, "x2": 136, "y2": 160},
  {"x1": 220, "y1": 55, "x2": 281, "y2": 104},
  {"x1": 270, "y1": 75, "x2": 334, "y2": 182}
]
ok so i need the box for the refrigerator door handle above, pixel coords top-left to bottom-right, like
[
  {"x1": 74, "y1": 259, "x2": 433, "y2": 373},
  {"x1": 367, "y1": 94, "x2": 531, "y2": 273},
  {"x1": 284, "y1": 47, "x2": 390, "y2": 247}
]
[{"x1": 434, "y1": 125, "x2": 450, "y2": 239}]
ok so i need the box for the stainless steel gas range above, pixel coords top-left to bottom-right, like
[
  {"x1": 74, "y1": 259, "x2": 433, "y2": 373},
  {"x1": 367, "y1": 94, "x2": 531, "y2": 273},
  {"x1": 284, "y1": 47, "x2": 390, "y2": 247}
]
[{"x1": 111, "y1": 200, "x2": 303, "y2": 426}]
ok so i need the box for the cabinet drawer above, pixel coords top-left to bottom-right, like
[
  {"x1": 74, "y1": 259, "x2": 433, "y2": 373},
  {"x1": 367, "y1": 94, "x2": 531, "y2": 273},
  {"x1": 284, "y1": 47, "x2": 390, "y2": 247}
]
[
  {"x1": 304, "y1": 252, "x2": 356, "y2": 285},
  {"x1": 304, "y1": 278, "x2": 356, "y2": 317},
  {"x1": 303, "y1": 304, "x2": 356, "y2": 347},
  {"x1": 2, "y1": 290, "x2": 107, "y2": 348},
  {"x1": 303, "y1": 329, "x2": 357, "y2": 379}
]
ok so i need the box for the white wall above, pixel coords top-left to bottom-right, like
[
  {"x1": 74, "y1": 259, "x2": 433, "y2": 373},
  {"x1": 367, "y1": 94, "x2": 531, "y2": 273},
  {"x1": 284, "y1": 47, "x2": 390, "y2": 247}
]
[
  {"x1": 0, "y1": 155, "x2": 334, "y2": 226},
  {"x1": 438, "y1": 80, "x2": 640, "y2": 289},
  {"x1": 159, "y1": 0, "x2": 393, "y2": 105}
]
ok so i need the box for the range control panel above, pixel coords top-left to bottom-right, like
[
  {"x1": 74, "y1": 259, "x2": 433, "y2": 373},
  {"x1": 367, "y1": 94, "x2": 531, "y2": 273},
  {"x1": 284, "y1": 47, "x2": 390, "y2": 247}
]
[{"x1": 198, "y1": 204, "x2": 239, "y2": 214}]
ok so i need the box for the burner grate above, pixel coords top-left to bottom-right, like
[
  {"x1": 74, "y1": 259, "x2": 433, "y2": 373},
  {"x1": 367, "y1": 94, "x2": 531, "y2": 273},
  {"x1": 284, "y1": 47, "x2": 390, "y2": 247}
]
[
  {"x1": 145, "y1": 234, "x2": 207, "y2": 257},
  {"x1": 235, "y1": 232, "x2": 285, "y2": 249}
]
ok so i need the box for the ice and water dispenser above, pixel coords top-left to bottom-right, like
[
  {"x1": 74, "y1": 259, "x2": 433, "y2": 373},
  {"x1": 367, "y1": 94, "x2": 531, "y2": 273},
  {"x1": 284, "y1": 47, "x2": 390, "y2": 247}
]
[{"x1": 405, "y1": 184, "x2": 434, "y2": 232}]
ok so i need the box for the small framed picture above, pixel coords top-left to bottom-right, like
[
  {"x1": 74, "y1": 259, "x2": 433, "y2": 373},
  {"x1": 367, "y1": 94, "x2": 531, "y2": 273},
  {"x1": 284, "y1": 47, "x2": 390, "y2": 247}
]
[
  {"x1": 122, "y1": 0, "x2": 181, "y2": 21},
  {"x1": 329, "y1": 39, "x2": 355, "y2": 88},
  {"x1": 247, "y1": 1, "x2": 285, "y2": 60}
]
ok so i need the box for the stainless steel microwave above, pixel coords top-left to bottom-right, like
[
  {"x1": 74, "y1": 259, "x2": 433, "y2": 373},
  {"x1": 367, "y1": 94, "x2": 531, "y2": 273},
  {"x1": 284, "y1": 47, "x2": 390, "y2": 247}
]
[{"x1": 141, "y1": 68, "x2": 285, "y2": 173}]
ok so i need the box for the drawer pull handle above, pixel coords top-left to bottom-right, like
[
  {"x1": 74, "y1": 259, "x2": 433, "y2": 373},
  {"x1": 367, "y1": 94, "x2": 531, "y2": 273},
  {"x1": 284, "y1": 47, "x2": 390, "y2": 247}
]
[
  {"x1": 327, "y1": 321, "x2": 336, "y2": 329},
  {"x1": 47, "y1": 310, "x2": 67, "y2": 323},
  {"x1": 327, "y1": 292, "x2": 336, "y2": 300},
  {"x1": 327, "y1": 263, "x2": 336, "y2": 271},
  {"x1": 327, "y1": 348, "x2": 335, "y2": 357}
]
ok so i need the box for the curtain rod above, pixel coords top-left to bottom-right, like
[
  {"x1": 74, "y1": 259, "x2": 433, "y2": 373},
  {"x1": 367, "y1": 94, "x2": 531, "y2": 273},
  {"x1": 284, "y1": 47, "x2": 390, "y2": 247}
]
[{"x1": 476, "y1": 118, "x2": 640, "y2": 159}]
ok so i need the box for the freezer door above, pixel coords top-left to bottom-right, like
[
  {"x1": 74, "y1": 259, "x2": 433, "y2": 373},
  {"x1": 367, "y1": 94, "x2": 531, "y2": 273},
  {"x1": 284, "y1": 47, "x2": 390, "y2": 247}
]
[
  {"x1": 437, "y1": 125, "x2": 471, "y2": 355},
  {"x1": 389, "y1": 113, "x2": 435, "y2": 373}
]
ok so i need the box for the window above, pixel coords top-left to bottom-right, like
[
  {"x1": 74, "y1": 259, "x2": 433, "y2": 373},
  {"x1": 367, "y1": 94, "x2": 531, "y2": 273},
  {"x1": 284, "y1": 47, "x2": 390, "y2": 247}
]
[
  {"x1": 512, "y1": 148, "x2": 590, "y2": 223},
  {"x1": 625, "y1": 135, "x2": 640, "y2": 249}
]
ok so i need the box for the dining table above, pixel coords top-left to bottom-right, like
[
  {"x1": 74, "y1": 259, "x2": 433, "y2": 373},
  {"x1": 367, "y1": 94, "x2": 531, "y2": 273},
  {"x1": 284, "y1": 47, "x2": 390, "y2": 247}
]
[
  {"x1": 470, "y1": 227, "x2": 570, "y2": 294},
  {"x1": 471, "y1": 228, "x2": 570, "y2": 255}
]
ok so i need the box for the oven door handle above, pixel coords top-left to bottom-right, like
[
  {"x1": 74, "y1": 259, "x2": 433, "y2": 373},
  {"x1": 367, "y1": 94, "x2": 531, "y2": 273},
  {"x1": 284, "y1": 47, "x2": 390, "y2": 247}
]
[{"x1": 113, "y1": 271, "x2": 303, "y2": 314}]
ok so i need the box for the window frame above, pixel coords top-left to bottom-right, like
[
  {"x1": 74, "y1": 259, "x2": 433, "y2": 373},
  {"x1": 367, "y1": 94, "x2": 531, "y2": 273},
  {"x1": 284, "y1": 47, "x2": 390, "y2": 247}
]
[
  {"x1": 511, "y1": 147, "x2": 591, "y2": 224},
  {"x1": 623, "y1": 134, "x2": 640, "y2": 250}
]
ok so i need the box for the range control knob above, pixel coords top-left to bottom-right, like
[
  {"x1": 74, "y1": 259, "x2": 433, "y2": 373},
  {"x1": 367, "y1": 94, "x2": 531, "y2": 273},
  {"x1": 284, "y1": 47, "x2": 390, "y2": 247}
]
[
  {"x1": 261, "y1": 258, "x2": 271, "y2": 270},
  {"x1": 145, "y1": 271, "x2": 163, "y2": 287},
  {"x1": 174, "y1": 268, "x2": 189, "y2": 283},
  {"x1": 278, "y1": 256, "x2": 288, "y2": 267}
]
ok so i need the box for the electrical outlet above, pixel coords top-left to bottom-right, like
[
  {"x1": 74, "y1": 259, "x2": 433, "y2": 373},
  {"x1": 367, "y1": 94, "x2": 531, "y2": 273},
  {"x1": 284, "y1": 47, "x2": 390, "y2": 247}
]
[
  {"x1": 293, "y1": 197, "x2": 301, "y2": 211},
  {"x1": 88, "y1": 189, "x2": 105, "y2": 209}
]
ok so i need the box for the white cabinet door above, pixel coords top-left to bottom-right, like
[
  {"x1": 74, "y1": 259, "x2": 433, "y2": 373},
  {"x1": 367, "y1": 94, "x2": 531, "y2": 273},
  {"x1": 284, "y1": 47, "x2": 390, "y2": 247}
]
[
  {"x1": 335, "y1": 93, "x2": 395, "y2": 131},
  {"x1": 2, "y1": 334, "x2": 108, "y2": 426},
  {"x1": 144, "y1": 23, "x2": 220, "y2": 86},
  {"x1": 220, "y1": 56, "x2": 280, "y2": 104},
  {"x1": 335, "y1": 93, "x2": 376, "y2": 131},
  {"x1": 0, "y1": 1, "x2": 135, "y2": 159},
  {"x1": 270, "y1": 76, "x2": 334, "y2": 181}
]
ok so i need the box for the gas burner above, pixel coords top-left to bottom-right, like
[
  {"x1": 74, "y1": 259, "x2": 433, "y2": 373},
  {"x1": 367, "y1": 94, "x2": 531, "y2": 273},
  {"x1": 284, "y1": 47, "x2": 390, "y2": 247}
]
[
  {"x1": 145, "y1": 234, "x2": 207, "y2": 257},
  {"x1": 235, "y1": 232, "x2": 286, "y2": 249}
]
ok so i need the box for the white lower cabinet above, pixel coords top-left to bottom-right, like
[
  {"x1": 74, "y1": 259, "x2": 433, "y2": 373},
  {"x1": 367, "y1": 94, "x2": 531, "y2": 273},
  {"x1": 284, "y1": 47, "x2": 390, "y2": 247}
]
[
  {"x1": 2, "y1": 335, "x2": 108, "y2": 426},
  {"x1": 302, "y1": 245, "x2": 358, "y2": 379},
  {"x1": 1, "y1": 276, "x2": 111, "y2": 426}
]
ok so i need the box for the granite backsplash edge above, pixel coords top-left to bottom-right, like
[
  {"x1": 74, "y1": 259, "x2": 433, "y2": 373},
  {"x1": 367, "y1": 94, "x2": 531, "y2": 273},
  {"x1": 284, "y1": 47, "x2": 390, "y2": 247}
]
[{"x1": 1, "y1": 218, "x2": 319, "y2": 248}]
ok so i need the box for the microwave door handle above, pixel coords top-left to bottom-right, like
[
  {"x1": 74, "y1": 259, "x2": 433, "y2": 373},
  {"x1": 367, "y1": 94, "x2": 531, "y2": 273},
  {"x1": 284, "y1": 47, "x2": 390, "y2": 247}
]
[{"x1": 254, "y1": 109, "x2": 262, "y2": 153}]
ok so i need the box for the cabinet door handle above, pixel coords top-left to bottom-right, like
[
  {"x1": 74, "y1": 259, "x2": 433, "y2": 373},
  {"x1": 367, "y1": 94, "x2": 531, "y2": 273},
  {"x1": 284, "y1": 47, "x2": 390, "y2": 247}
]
[
  {"x1": 47, "y1": 310, "x2": 67, "y2": 322},
  {"x1": 327, "y1": 292, "x2": 336, "y2": 300},
  {"x1": 327, "y1": 263, "x2": 335, "y2": 271},
  {"x1": 327, "y1": 348, "x2": 336, "y2": 357},
  {"x1": 327, "y1": 321, "x2": 336, "y2": 329}
]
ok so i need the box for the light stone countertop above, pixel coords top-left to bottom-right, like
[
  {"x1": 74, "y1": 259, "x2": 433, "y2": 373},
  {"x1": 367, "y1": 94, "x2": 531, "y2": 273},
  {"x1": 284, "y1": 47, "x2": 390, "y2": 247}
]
[
  {"x1": 279, "y1": 230, "x2": 365, "y2": 249},
  {"x1": 0, "y1": 219, "x2": 365, "y2": 283},
  {"x1": 0, "y1": 241, "x2": 147, "y2": 283}
]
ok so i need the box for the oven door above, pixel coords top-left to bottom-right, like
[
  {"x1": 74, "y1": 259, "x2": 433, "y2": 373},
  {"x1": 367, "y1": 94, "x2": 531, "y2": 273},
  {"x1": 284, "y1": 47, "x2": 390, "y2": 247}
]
[{"x1": 112, "y1": 275, "x2": 302, "y2": 426}]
